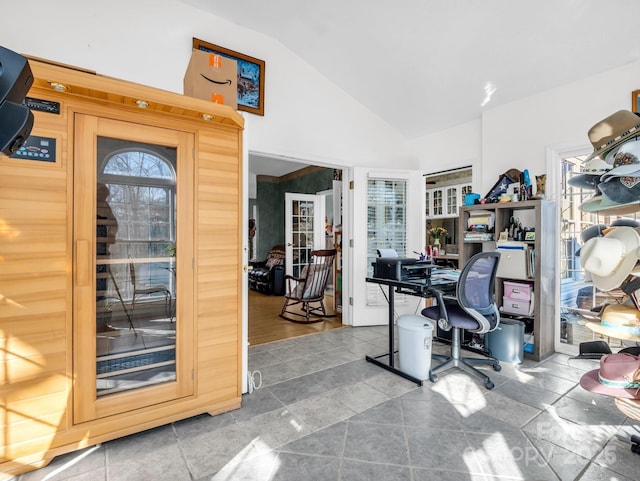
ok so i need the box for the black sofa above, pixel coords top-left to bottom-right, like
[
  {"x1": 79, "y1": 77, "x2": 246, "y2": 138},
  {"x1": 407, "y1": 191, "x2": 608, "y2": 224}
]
[{"x1": 248, "y1": 244, "x2": 285, "y2": 295}]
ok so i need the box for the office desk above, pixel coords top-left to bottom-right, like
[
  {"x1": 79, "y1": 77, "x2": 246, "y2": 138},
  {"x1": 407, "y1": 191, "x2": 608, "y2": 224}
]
[{"x1": 365, "y1": 270, "x2": 458, "y2": 386}]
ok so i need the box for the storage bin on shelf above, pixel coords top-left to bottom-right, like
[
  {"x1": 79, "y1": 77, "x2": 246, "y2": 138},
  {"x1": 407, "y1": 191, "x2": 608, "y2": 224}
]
[{"x1": 501, "y1": 280, "x2": 534, "y2": 316}]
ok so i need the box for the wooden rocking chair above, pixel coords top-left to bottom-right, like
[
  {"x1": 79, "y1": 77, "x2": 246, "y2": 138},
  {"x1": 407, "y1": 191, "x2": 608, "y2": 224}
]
[{"x1": 279, "y1": 249, "x2": 337, "y2": 323}]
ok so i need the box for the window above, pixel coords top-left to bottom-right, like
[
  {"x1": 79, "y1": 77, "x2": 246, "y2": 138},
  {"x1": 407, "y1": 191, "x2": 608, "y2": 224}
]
[{"x1": 559, "y1": 153, "x2": 638, "y2": 349}]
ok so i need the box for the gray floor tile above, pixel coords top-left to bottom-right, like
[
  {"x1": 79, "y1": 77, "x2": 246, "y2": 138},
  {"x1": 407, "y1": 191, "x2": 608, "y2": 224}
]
[
  {"x1": 17, "y1": 445, "x2": 105, "y2": 481},
  {"x1": 343, "y1": 422, "x2": 410, "y2": 465},
  {"x1": 577, "y1": 461, "x2": 636, "y2": 481},
  {"x1": 202, "y1": 450, "x2": 280, "y2": 481},
  {"x1": 591, "y1": 429, "x2": 640, "y2": 481},
  {"x1": 401, "y1": 397, "x2": 465, "y2": 430},
  {"x1": 465, "y1": 429, "x2": 557, "y2": 480},
  {"x1": 527, "y1": 434, "x2": 590, "y2": 481},
  {"x1": 481, "y1": 391, "x2": 542, "y2": 428},
  {"x1": 405, "y1": 426, "x2": 482, "y2": 473},
  {"x1": 340, "y1": 459, "x2": 412, "y2": 481},
  {"x1": 412, "y1": 467, "x2": 487, "y2": 481},
  {"x1": 105, "y1": 424, "x2": 176, "y2": 462},
  {"x1": 329, "y1": 381, "x2": 390, "y2": 413},
  {"x1": 349, "y1": 398, "x2": 405, "y2": 425},
  {"x1": 16, "y1": 327, "x2": 639, "y2": 481},
  {"x1": 493, "y1": 376, "x2": 562, "y2": 410},
  {"x1": 173, "y1": 412, "x2": 236, "y2": 439},
  {"x1": 287, "y1": 392, "x2": 356, "y2": 430},
  {"x1": 551, "y1": 395, "x2": 627, "y2": 427},
  {"x1": 522, "y1": 411, "x2": 617, "y2": 459},
  {"x1": 107, "y1": 443, "x2": 190, "y2": 481},
  {"x1": 362, "y1": 370, "x2": 418, "y2": 398},
  {"x1": 279, "y1": 422, "x2": 347, "y2": 457},
  {"x1": 269, "y1": 452, "x2": 341, "y2": 481},
  {"x1": 178, "y1": 423, "x2": 256, "y2": 478},
  {"x1": 236, "y1": 407, "x2": 313, "y2": 451}
]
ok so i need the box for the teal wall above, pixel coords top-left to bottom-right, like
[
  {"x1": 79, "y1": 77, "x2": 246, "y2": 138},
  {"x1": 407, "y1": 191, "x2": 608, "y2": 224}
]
[{"x1": 255, "y1": 168, "x2": 334, "y2": 260}]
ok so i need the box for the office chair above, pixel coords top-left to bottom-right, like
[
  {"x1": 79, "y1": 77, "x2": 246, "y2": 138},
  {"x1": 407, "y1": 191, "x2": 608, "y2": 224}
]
[
  {"x1": 280, "y1": 249, "x2": 336, "y2": 323},
  {"x1": 422, "y1": 251, "x2": 502, "y2": 389}
]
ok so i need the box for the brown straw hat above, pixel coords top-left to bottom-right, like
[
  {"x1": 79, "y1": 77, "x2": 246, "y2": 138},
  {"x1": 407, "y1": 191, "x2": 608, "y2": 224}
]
[{"x1": 585, "y1": 110, "x2": 640, "y2": 162}]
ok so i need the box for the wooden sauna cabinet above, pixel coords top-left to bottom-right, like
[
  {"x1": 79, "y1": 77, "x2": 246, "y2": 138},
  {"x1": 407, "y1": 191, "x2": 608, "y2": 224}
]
[{"x1": 0, "y1": 58, "x2": 244, "y2": 477}]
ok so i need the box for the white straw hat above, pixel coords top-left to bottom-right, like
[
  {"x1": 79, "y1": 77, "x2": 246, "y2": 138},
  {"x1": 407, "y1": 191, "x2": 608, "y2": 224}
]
[{"x1": 580, "y1": 226, "x2": 640, "y2": 291}]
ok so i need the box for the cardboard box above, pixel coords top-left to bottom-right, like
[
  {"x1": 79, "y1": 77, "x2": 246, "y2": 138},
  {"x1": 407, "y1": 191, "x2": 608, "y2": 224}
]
[
  {"x1": 184, "y1": 49, "x2": 237, "y2": 109},
  {"x1": 496, "y1": 241, "x2": 529, "y2": 280}
]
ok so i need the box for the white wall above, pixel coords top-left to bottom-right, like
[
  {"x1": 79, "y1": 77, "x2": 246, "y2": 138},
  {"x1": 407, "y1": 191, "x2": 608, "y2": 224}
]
[
  {"x1": 410, "y1": 60, "x2": 640, "y2": 197},
  {"x1": 481, "y1": 60, "x2": 640, "y2": 194},
  {"x1": 0, "y1": 0, "x2": 409, "y2": 169},
  {"x1": 5, "y1": 1, "x2": 640, "y2": 185}
]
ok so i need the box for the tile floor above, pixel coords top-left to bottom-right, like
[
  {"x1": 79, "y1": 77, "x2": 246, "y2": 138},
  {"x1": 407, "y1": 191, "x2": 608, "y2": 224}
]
[{"x1": 14, "y1": 326, "x2": 640, "y2": 481}]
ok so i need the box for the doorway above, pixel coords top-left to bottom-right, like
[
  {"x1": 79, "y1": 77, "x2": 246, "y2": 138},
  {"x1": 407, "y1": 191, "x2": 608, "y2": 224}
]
[{"x1": 247, "y1": 156, "x2": 345, "y2": 345}]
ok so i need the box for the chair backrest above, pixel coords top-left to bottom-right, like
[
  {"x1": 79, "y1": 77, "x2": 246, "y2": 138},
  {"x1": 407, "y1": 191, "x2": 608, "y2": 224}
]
[
  {"x1": 456, "y1": 251, "x2": 501, "y2": 333},
  {"x1": 298, "y1": 249, "x2": 336, "y2": 300}
]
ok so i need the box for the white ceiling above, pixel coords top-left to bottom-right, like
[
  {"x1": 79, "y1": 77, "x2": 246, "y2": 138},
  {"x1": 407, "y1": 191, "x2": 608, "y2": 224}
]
[{"x1": 180, "y1": 0, "x2": 640, "y2": 173}]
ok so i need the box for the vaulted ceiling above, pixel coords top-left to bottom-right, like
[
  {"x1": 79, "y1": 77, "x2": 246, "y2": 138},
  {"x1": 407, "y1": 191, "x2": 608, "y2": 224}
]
[{"x1": 179, "y1": 0, "x2": 640, "y2": 140}]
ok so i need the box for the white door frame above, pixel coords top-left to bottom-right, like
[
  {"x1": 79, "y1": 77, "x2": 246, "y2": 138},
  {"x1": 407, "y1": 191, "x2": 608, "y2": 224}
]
[
  {"x1": 349, "y1": 167, "x2": 426, "y2": 326},
  {"x1": 546, "y1": 141, "x2": 591, "y2": 357}
]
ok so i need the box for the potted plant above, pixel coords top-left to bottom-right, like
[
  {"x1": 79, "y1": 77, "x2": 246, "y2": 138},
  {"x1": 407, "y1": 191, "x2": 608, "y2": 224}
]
[{"x1": 427, "y1": 226, "x2": 448, "y2": 246}]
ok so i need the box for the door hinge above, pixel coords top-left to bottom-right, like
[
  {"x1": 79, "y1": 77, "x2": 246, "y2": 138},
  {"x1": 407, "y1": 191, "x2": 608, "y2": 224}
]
[
  {"x1": 349, "y1": 180, "x2": 354, "y2": 189},
  {"x1": 349, "y1": 297, "x2": 353, "y2": 306}
]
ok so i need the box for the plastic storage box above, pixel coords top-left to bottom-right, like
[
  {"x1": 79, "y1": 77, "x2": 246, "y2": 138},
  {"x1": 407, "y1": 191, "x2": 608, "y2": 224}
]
[{"x1": 503, "y1": 281, "x2": 533, "y2": 301}]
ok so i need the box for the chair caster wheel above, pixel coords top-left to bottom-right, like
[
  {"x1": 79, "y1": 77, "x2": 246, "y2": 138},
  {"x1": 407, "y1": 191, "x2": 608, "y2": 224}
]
[
  {"x1": 493, "y1": 364, "x2": 502, "y2": 372},
  {"x1": 485, "y1": 381, "x2": 495, "y2": 390},
  {"x1": 429, "y1": 373, "x2": 438, "y2": 383}
]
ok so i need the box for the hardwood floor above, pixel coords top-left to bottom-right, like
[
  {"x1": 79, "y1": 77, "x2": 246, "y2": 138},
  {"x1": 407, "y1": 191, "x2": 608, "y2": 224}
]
[{"x1": 248, "y1": 289, "x2": 343, "y2": 346}]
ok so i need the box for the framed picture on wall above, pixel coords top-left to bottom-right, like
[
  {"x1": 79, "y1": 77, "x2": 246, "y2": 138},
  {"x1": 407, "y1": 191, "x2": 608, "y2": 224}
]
[
  {"x1": 193, "y1": 37, "x2": 265, "y2": 116},
  {"x1": 632, "y1": 89, "x2": 640, "y2": 113}
]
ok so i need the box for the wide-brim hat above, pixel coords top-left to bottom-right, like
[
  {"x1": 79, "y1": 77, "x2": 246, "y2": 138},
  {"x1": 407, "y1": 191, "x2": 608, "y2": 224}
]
[
  {"x1": 579, "y1": 226, "x2": 640, "y2": 291},
  {"x1": 569, "y1": 157, "x2": 611, "y2": 190},
  {"x1": 575, "y1": 224, "x2": 607, "y2": 256},
  {"x1": 611, "y1": 218, "x2": 640, "y2": 228},
  {"x1": 585, "y1": 110, "x2": 640, "y2": 162},
  {"x1": 580, "y1": 352, "x2": 640, "y2": 399},
  {"x1": 586, "y1": 304, "x2": 640, "y2": 343},
  {"x1": 600, "y1": 138, "x2": 640, "y2": 179},
  {"x1": 568, "y1": 174, "x2": 601, "y2": 190},
  {"x1": 599, "y1": 176, "x2": 640, "y2": 204},
  {"x1": 579, "y1": 193, "x2": 640, "y2": 215}
]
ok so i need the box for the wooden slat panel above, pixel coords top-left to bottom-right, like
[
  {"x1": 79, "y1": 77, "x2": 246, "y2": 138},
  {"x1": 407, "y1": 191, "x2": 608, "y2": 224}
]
[
  {"x1": 0, "y1": 352, "x2": 66, "y2": 384},
  {"x1": 0, "y1": 372, "x2": 67, "y2": 403}
]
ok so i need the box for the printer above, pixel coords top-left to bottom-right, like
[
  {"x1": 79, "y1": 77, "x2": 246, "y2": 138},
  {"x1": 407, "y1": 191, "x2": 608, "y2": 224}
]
[{"x1": 373, "y1": 249, "x2": 432, "y2": 281}]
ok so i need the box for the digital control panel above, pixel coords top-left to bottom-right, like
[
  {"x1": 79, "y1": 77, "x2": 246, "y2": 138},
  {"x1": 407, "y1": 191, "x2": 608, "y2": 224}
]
[{"x1": 10, "y1": 135, "x2": 56, "y2": 162}]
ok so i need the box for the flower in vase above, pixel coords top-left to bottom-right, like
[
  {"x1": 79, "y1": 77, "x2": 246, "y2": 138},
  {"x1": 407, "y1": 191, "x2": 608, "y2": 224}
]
[{"x1": 427, "y1": 226, "x2": 448, "y2": 241}]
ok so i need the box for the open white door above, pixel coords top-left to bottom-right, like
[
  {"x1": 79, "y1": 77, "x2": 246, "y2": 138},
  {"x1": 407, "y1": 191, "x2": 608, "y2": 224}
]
[
  {"x1": 284, "y1": 193, "x2": 325, "y2": 277},
  {"x1": 349, "y1": 167, "x2": 426, "y2": 326}
]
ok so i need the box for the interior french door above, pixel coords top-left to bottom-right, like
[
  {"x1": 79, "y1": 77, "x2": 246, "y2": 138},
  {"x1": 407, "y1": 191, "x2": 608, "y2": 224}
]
[
  {"x1": 284, "y1": 193, "x2": 325, "y2": 277},
  {"x1": 73, "y1": 114, "x2": 195, "y2": 423}
]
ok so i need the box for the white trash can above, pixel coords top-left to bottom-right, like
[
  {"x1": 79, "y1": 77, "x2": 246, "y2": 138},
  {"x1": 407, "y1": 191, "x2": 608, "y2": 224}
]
[{"x1": 397, "y1": 314, "x2": 434, "y2": 381}]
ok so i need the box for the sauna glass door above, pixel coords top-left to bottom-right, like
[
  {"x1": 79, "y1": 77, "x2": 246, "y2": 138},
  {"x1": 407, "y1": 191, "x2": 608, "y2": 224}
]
[{"x1": 73, "y1": 115, "x2": 194, "y2": 423}]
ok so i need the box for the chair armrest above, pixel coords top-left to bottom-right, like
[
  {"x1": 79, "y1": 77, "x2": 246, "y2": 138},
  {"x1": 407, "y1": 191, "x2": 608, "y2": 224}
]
[{"x1": 429, "y1": 287, "x2": 452, "y2": 330}]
